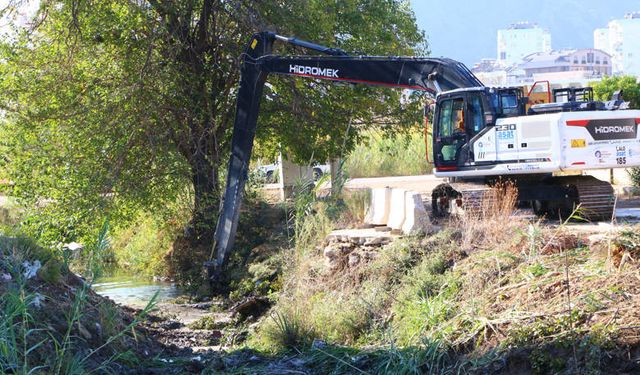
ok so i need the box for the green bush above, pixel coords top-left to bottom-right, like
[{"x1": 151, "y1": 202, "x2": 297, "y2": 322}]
[
  {"x1": 628, "y1": 167, "x2": 640, "y2": 187},
  {"x1": 110, "y1": 212, "x2": 184, "y2": 278},
  {"x1": 344, "y1": 131, "x2": 431, "y2": 178}
]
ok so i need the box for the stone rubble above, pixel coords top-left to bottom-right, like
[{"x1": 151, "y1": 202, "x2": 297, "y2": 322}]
[{"x1": 322, "y1": 233, "x2": 392, "y2": 270}]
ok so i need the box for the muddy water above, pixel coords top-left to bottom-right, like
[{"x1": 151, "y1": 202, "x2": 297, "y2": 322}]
[{"x1": 93, "y1": 276, "x2": 183, "y2": 308}]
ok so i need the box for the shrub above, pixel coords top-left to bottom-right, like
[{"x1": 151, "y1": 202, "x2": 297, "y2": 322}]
[{"x1": 344, "y1": 131, "x2": 431, "y2": 178}]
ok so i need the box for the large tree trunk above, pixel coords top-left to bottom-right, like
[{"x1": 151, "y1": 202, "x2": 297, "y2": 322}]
[{"x1": 190, "y1": 149, "x2": 220, "y2": 248}]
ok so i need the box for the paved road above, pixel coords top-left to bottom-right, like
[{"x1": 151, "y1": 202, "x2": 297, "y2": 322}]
[{"x1": 344, "y1": 174, "x2": 444, "y2": 194}]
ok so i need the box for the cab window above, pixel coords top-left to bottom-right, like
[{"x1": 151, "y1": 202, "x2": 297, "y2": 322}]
[
  {"x1": 493, "y1": 92, "x2": 519, "y2": 116},
  {"x1": 437, "y1": 98, "x2": 465, "y2": 138},
  {"x1": 468, "y1": 95, "x2": 484, "y2": 134}
]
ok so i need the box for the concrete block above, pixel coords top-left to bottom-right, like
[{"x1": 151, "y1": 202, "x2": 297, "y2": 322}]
[
  {"x1": 386, "y1": 188, "x2": 407, "y2": 230},
  {"x1": 402, "y1": 191, "x2": 431, "y2": 235},
  {"x1": 278, "y1": 152, "x2": 314, "y2": 200},
  {"x1": 365, "y1": 187, "x2": 391, "y2": 225}
]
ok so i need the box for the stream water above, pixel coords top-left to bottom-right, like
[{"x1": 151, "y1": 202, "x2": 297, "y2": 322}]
[{"x1": 93, "y1": 275, "x2": 183, "y2": 308}]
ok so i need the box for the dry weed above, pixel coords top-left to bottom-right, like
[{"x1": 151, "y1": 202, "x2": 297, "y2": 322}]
[
  {"x1": 540, "y1": 231, "x2": 580, "y2": 255},
  {"x1": 458, "y1": 180, "x2": 524, "y2": 251}
]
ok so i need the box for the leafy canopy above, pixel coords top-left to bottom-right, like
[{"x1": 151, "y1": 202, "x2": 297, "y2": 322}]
[
  {"x1": 592, "y1": 75, "x2": 640, "y2": 109},
  {"x1": 0, "y1": 0, "x2": 427, "y2": 246}
]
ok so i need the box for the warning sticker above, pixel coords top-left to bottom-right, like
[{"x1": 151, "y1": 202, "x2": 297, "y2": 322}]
[{"x1": 571, "y1": 139, "x2": 586, "y2": 148}]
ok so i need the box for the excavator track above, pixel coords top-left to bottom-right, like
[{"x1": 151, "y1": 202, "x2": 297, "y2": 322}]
[
  {"x1": 559, "y1": 175, "x2": 615, "y2": 221},
  {"x1": 431, "y1": 181, "x2": 491, "y2": 217},
  {"x1": 431, "y1": 175, "x2": 615, "y2": 221}
]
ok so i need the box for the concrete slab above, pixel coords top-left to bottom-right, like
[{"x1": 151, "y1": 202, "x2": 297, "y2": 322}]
[
  {"x1": 326, "y1": 228, "x2": 398, "y2": 242},
  {"x1": 386, "y1": 188, "x2": 406, "y2": 230},
  {"x1": 616, "y1": 208, "x2": 640, "y2": 218},
  {"x1": 402, "y1": 191, "x2": 431, "y2": 235},
  {"x1": 366, "y1": 187, "x2": 391, "y2": 225}
]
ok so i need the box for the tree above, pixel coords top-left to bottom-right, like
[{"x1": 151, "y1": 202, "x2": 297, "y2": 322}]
[
  {"x1": 0, "y1": 1, "x2": 425, "y2": 275},
  {"x1": 592, "y1": 75, "x2": 640, "y2": 109}
]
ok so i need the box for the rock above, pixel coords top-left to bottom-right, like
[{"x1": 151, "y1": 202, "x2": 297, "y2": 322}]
[
  {"x1": 588, "y1": 234, "x2": 608, "y2": 247},
  {"x1": 323, "y1": 246, "x2": 338, "y2": 259},
  {"x1": 295, "y1": 358, "x2": 308, "y2": 367},
  {"x1": 356, "y1": 223, "x2": 374, "y2": 229},
  {"x1": 363, "y1": 251, "x2": 378, "y2": 261},
  {"x1": 364, "y1": 237, "x2": 384, "y2": 246},
  {"x1": 312, "y1": 339, "x2": 327, "y2": 349},
  {"x1": 231, "y1": 297, "x2": 270, "y2": 320},
  {"x1": 374, "y1": 226, "x2": 391, "y2": 232},
  {"x1": 327, "y1": 258, "x2": 341, "y2": 270},
  {"x1": 193, "y1": 302, "x2": 213, "y2": 310},
  {"x1": 338, "y1": 243, "x2": 355, "y2": 255},
  {"x1": 77, "y1": 322, "x2": 92, "y2": 340},
  {"x1": 160, "y1": 321, "x2": 182, "y2": 330},
  {"x1": 22, "y1": 260, "x2": 41, "y2": 279},
  {"x1": 348, "y1": 252, "x2": 361, "y2": 267},
  {"x1": 94, "y1": 322, "x2": 102, "y2": 338}
]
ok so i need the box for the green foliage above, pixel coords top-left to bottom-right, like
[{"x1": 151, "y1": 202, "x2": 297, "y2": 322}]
[
  {"x1": 189, "y1": 315, "x2": 230, "y2": 331},
  {"x1": 628, "y1": 168, "x2": 640, "y2": 187},
  {"x1": 592, "y1": 75, "x2": 640, "y2": 108},
  {"x1": 0, "y1": 0, "x2": 427, "y2": 256},
  {"x1": 613, "y1": 228, "x2": 640, "y2": 250},
  {"x1": 262, "y1": 310, "x2": 312, "y2": 350},
  {"x1": 110, "y1": 210, "x2": 187, "y2": 278},
  {"x1": 0, "y1": 226, "x2": 158, "y2": 374},
  {"x1": 392, "y1": 257, "x2": 460, "y2": 346},
  {"x1": 344, "y1": 131, "x2": 431, "y2": 178},
  {"x1": 524, "y1": 262, "x2": 549, "y2": 278},
  {"x1": 36, "y1": 259, "x2": 63, "y2": 284}
]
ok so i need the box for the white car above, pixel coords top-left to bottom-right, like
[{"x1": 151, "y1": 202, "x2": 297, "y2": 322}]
[{"x1": 255, "y1": 162, "x2": 330, "y2": 182}]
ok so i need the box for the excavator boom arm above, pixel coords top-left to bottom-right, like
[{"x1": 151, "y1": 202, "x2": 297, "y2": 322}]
[{"x1": 209, "y1": 32, "x2": 482, "y2": 277}]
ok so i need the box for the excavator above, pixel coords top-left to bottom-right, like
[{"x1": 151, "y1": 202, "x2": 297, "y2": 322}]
[{"x1": 208, "y1": 31, "x2": 640, "y2": 276}]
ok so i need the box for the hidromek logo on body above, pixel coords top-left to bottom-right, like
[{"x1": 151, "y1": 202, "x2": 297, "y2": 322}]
[
  {"x1": 289, "y1": 65, "x2": 339, "y2": 78},
  {"x1": 594, "y1": 125, "x2": 635, "y2": 134},
  {"x1": 584, "y1": 118, "x2": 638, "y2": 141}
]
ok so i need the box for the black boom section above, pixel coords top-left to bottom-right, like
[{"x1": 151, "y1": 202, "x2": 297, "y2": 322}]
[
  {"x1": 261, "y1": 56, "x2": 482, "y2": 94},
  {"x1": 211, "y1": 32, "x2": 483, "y2": 277},
  {"x1": 211, "y1": 32, "x2": 274, "y2": 271}
]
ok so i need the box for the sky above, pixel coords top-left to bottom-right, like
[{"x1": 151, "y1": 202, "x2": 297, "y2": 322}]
[
  {"x1": 0, "y1": 0, "x2": 39, "y2": 34},
  {"x1": 411, "y1": 0, "x2": 640, "y2": 66}
]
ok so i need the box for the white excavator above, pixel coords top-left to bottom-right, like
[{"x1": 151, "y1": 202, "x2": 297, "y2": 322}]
[{"x1": 208, "y1": 32, "x2": 640, "y2": 276}]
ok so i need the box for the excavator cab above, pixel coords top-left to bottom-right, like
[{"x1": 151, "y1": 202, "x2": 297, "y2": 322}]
[
  {"x1": 433, "y1": 88, "x2": 494, "y2": 170},
  {"x1": 433, "y1": 87, "x2": 528, "y2": 171}
]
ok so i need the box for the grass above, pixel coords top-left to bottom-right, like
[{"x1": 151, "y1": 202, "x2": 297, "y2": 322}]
[
  {"x1": 0, "y1": 223, "x2": 158, "y2": 374},
  {"x1": 110, "y1": 212, "x2": 180, "y2": 278},
  {"x1": 240, "y1": 182, "x2": 640, "y2": 374},
  {"x1": 344, "y1": 131, "x2": 431, "y2": 178}
]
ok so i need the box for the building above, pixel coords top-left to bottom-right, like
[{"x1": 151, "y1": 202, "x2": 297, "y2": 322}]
[
  {"x1": 470, "y1": 59, "x2": 508, "y2": 86},
  {"x1": 520, "y1": 49, "x2": 612, "y2": 77},
  {"x1": 497, "y1": 22, "x2": 551, "y2": 67},
  {"x1": 594, "y1": 12, "x2": 640, "y2": 76}
]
